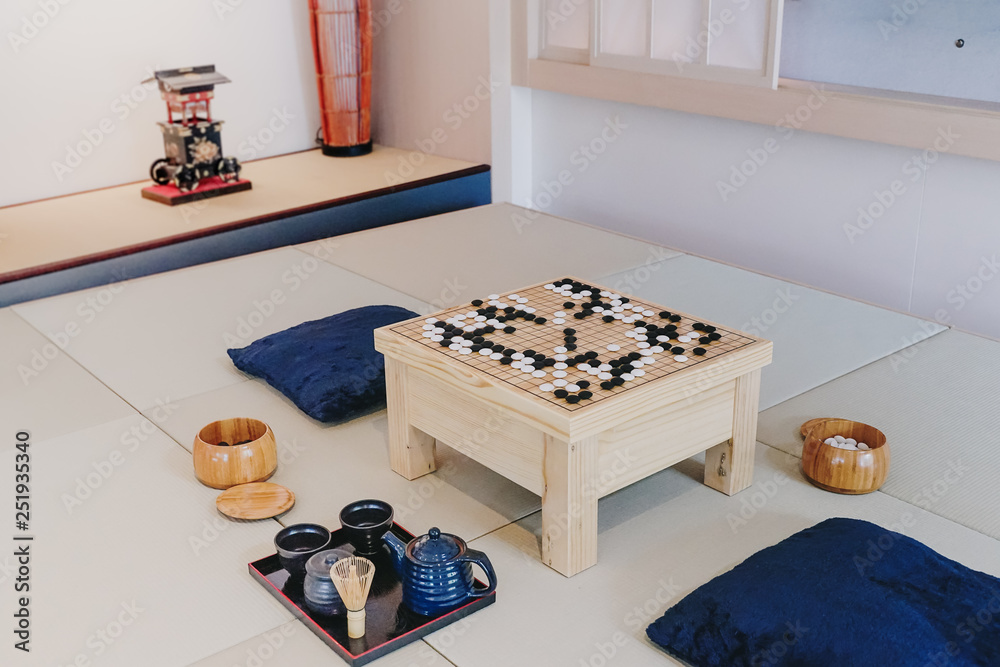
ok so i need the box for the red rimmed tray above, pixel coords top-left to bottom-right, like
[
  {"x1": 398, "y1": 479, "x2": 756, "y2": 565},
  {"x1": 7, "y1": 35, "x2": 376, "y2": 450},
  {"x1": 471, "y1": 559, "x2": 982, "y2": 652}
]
[{"x1": 249, "y1": 522, "x2": 495, "y2": 665}]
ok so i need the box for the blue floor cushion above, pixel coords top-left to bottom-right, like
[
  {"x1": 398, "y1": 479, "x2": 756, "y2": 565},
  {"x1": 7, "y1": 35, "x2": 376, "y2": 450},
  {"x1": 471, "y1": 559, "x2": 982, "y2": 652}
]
[
  {"x1": 227, "y1": 305, "x2": 418, "y2": 423},
  {"x1": 647, "y1": 517, "x2": 1000, "y2": 666}
]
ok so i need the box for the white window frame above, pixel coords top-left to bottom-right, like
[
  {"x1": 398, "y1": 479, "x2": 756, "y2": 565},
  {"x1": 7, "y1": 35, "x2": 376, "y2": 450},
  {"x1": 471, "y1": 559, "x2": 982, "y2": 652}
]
[
  {"x1": 589, "y1": 0, "x2": 783, "y2": 88},
  {"x1": 512, "y1": 0, "x2": 1000, "y2": 163}
]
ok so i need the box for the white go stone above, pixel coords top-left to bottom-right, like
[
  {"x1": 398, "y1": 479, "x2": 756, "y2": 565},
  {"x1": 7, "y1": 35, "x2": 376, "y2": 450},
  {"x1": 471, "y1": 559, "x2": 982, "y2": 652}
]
[
  {"x1": 633, "y1": 369, "x2": 646, "y2": 377},
  {"x1": 579, "y1": 363, "x2": 592, "y2": 371},
  {"x1": 678, "y1": 336, "x2": 692, "y2": 343},
  {"x1": 631, "y1": 361, "x2": 644, "y2": 369},
  {"x1": 554, "y1": 354, "x2": 568, "y2": 361},
  {"x1": 425, "y1": 318, "x2": 436, "y2": 324},
  {"x1": 588, "y1": 368, "x2": 601, "y2": 375},
  {"x1": 834, "y1": 435, "x2": 846, "y2": 444},
  {"x1": 553, "y1": 370, "x2": 568, "y2": 378},
  {"x1": 459, "y1": 348, "x2": 472, "y2": 355},
  {"x1": 554, "y1": 311, "x2": 567, "y2": 317},
  {"x1": 637, "y1": 342, "x2": 650, "y2": 349},
  {"x1": 674, "y1": 355, "x2": 688, "y2": 362},
  {"x1": 858, "y1": 442, "x2": 870, "y2": 450},
  {"x1": 622, "y1": 373, "x2": 634, "y2": 381},
  {"x1": 607, "y1": 344, "x2": 621, "y2": 352},
  {"x1": 544, "y1": 284, "x2": 556, "y2": 290},
  {"x1": 567, "y1": 383, "x2": 581, "y2": 392},
  {"x1": 512, "y1": 353, "x2": 525, "y2": 360},
  {"x1": 490, "y1": 352, "x2": 503, "y2": 360},
  {"x1": 540, "y1": 383, "x2": 555, "y2": 392},
  {"x1": 488, "y1": 294, "x2": 500, "y2": 299},
  {"x1": 845, "y1": 438, "x2": 857, "y2": 446},
  {"x1": 553, "y1": 318, "x2": 566, "y2": 324},
  {"x1": 479, "y1": 348, "x2": 491, "y2": 356},
  {"x1": 554, "y1": 362, "x2": 568, "y2": 370},
  {"x1": 553, "y1": 379, "x2": 568, "y2": 387},
  {"x1": 657, "y1": 335, "x2": 671, "y2": 343},
  {"x1": 598, "y1": 364, "x2": 612, "y2": 371},
  {"x1": 598, "y1": 372, "x2": 613, "y2": 380},
  {"x1": 635, "y1": 327, "x2": 647, "y2": 334},
  {"x1": 825, "y1": 438, "x2": 836, "y2": 446},
  {"x1": 512, "y1": 361, "x2": 523, "y2": 369},
  {"x1": 554, "y1": 346, "x2": 568, "y2": 354},
  {"x1": 449, "y1": 344, "x2": 462, "y2": 351},
  {"x1": 431, "y1": 335, "x2": 444, "y2": 342}
]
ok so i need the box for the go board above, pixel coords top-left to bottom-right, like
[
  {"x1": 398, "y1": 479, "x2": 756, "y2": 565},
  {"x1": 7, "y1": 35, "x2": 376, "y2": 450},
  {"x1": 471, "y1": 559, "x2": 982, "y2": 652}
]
[{"x1": 388, "y1": 277, "x2": 759, "y2": 412}]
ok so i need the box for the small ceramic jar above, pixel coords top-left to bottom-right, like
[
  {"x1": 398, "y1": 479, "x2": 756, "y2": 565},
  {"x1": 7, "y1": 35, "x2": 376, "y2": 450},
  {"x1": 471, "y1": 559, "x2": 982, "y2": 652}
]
[{"x1": 303, "y1": 548, "x2": 352, "y2": 615}]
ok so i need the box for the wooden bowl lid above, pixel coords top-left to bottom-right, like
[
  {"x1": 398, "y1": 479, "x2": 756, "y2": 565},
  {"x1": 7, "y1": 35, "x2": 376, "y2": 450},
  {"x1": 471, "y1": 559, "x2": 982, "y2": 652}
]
[{"x1": 216, "y1": 482, "x2": 295, "y2": 520}]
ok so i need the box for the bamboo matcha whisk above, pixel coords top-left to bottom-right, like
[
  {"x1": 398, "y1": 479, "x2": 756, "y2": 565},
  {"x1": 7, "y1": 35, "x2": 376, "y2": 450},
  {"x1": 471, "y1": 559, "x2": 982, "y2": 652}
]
[{"x1": 330, "y1": 556, "x2": 375, "y2": 639}]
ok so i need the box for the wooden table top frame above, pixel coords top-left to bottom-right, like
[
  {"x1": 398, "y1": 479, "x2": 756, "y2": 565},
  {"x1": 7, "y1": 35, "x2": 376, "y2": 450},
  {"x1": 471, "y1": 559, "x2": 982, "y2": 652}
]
[{"x1": 374, "y1": 277, "x2": 772, "y2": 577}]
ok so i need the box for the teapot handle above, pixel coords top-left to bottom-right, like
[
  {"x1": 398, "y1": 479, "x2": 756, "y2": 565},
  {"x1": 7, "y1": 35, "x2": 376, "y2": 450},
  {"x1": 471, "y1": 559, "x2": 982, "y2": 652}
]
[{"x1": 460, "y1": 548, "x2": 498, "y2": 598}]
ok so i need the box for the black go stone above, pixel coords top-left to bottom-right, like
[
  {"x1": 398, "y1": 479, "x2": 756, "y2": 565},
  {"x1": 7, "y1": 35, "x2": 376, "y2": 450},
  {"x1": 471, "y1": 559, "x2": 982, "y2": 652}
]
[
  {"x1": 602, "y1": 315, "x2": 615, "y2": 323},
  {"x1": 700, "y1": 336, "x2": 712, "y2": 344},
  {"x1": 554, "y1": 389, "x2": 569, "y2": 399},
  {"x1": 611, "y1": 368, "x2": 625, "y2": 377},
  {"x1": 577, "y1": 380, "x2": 591, "y2": 389},
  {"x1": 500, "y1": 357, "x2": 512, "y2": 365},
  {"x1": 574, "y1": 312, "x2": 586, "y2": 319},
  {"x1": 535, "y1": 317, "x2": 547, "y2": 324},
  {"x1": 492, "y1": 343, "x2": 506, "y2": 352},
  {"x1": 659, "y1": 311, "x2": 672, "y2": 319},
  {"x1": 566, "y1": 343, "x2": 577, "y2": 350},
  {"x1": 579, "y1": 391, "x2": 593, "y2": 400},
  {"x1": 705, "y1": 325, "x2": 717, "y2": 333},
  {"x1": 564, "y1": 302, "x2": 576, "y2": 309},
  {"x1": 471, "y1": 345, "x2": 482, "y2": 352},
  {"x1": 609, "y1": 360, "x2": 622, "y2": 367},
  {"x1": 600, "y1": 381, "x2": 615, "y2": 390},
  {"x1": 503, "y1": 348, "x2": 517, "y2": 356},
  {"x1": 693, "y1": 323, "x2": 705, "y2": 331},
  {"x1": 693, "y1": 347, "x2": 707, "y2": 356},
  {"x1": 504, "y1": 306, "x2": 516, "y2": 313},
  {"x1": 471, "y1": 299, "x2": 483, "y2": 306},
  {"x1": 472, "y1": 336, "x2": 484, "y2": 344},
  {"x1": 504, "y1": 326, "x2": 516, "y2": 334},
  {"x1": 484, "y1": 326, "x2": 496, "y2": 334},
  {"x1": 672, "y1": 346, "x2": 685, "y2": 355},
  {"x1": 628, "y1": 352, "x2": 642, "y2": 360},
  {"x1": 543, "y1": 358, "x2": 556, "y2": 367},
  {"x1": 563, "y1": 328, "x2": 576, "y2": 335},
  {"x1": 439, "y1": 340, "x2": 451, "y2": 347},
  {"x1": 566, "y1": 395, "x2": 581, "y2": 404},
  {"x1": 611, "y1": 377, "x2": 625, "y2": 386},
  {"x1": 670, "y1": 314, "x2": 682, "y2": 322},
  {"x1": 585, "y1": 351, "x2": 599, "y2": 359},
  {"x1": 496, "y1": 316, "x2": 507, "y2": 323},
  {"x1": 523, "y1": 349, "x2": 536, "y2": 356},
  {"x1": 709, "y1": 332, "x2": 722, "y2": 341}
]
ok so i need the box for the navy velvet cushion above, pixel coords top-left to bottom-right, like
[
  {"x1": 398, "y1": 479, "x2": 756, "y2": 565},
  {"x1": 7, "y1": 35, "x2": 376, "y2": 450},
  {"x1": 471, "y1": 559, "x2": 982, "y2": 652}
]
[
  {"x1": 647, "y1": 517, "x2": 1000, "y2": 666},
  {"x1": 227, "y1": 305, "x2": 418, "y2": 423}
]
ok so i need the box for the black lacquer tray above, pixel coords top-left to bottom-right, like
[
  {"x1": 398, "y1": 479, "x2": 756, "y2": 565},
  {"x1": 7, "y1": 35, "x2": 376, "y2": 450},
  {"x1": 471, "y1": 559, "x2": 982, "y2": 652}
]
[{"x1": 249, "y1": 523, "x2": 495, "y2": 665}]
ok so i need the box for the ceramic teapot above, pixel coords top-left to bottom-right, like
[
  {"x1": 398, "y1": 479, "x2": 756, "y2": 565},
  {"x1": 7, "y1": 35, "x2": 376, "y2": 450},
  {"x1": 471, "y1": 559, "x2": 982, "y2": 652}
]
[{"x1": 383, "y1": 527, "x2": 497, "y2": 616}]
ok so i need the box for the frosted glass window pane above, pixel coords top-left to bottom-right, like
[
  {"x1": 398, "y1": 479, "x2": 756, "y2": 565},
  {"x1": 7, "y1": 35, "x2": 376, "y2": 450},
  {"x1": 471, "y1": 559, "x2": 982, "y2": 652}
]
[
  {"x1": 708, "y1": 0, "x2": 767, "y2": 70},
  {"x1": 651, "y1": 0, "x2": 704, "y2": 62},
  {"x1": 601, "y1": 0, "x2": 648, "y2": 56},
  {"x1": 544, "y1": 0, "x2": 591, "y2": 50}
]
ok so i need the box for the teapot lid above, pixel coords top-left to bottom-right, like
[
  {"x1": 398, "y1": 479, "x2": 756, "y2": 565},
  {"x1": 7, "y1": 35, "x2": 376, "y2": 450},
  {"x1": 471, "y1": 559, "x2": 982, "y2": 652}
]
[{"x1": 410, "y1": 527, "x2": 460, "y2": 563}]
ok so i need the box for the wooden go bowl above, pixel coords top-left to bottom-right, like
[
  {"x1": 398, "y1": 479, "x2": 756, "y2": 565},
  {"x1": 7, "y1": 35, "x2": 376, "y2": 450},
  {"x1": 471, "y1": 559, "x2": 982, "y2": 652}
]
[
  {"x1": 193, "y1": 418, "x2": 278, "y2": 489},
  {"x1": 801, "y1": 419, "x2": 890, "y2": 495}
]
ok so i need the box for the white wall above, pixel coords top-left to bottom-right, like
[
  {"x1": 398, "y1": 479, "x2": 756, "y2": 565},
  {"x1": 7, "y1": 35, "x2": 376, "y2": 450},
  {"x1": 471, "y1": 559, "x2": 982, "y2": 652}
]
[
  {"x1": 524, "y1": 89, "x2": 1000, "y2": 340},
  {"x1": 371, "y1": 0, "x2": 492, "y2": 168},
  {"x1": 0, "y1": 0, "x2": 492, "y2": 208}
]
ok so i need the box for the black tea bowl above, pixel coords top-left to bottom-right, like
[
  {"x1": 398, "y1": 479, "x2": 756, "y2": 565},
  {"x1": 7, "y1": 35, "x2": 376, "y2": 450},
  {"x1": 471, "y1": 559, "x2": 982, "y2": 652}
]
[
  {"x1": 274, "y1": 523, "x2": 332, "y2": 576},
  {"x1": 339, "y1": 499, "x2": 394, "y2": 556}
]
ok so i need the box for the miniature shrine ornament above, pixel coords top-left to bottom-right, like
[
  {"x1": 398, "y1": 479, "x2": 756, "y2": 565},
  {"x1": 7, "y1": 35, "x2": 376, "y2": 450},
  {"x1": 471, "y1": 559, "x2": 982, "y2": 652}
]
[{"x1": 141, "y1": 65, "x2": 251, "y2": 206}]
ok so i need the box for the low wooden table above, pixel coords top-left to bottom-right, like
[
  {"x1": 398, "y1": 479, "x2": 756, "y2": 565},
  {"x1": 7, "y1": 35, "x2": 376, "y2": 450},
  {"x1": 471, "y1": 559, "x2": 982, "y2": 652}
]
[{"x1": 374, "y1": 277, "x2": 772, "y2": 577}]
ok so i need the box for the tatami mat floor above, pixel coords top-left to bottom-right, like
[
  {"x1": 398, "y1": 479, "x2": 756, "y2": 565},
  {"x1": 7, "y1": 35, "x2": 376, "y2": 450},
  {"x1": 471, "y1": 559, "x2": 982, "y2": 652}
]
[{"x1": 1, "y1": 204, "x2": 996, "y2": 666}]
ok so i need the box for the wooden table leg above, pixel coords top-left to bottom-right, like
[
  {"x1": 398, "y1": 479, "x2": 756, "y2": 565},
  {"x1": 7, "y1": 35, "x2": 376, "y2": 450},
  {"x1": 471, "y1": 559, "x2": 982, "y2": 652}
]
[
  {"x1": 541, "y1": 434, "x2": 599, "y2": 577},
  {"x1": 385, "y1": 358, "x2": 437, "y2": 480},
  {"x1": 704, "y1": 368, "x2": 760, "y2": 496}
]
